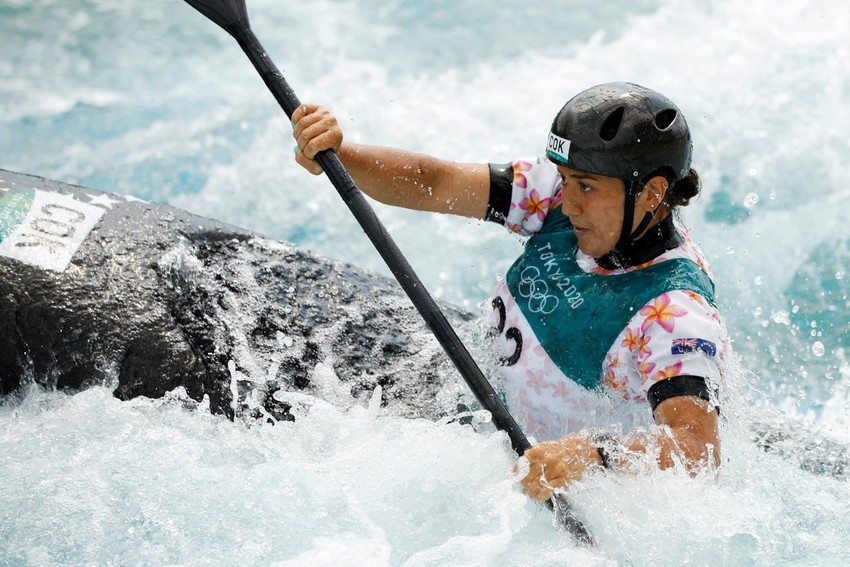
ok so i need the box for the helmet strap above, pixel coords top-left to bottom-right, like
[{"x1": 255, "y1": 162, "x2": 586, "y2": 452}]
[
  {"x1": 617, "y1": 179, "x2": 643, "y2": 247},
  {"x1": 597, "y1": 178, "x2": 681, "y2": 270},
  {"x1": 632, "y1": 211, "x2": 656, "y2": 238},
  {"x1": 599, "y1": 180, "x2": 654, "y2": 269},
  {"x1": 619, "y1": 178, "x2": 661, "y2": 241}
]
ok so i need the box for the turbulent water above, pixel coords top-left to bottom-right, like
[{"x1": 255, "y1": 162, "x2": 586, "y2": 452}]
[{"x1": 1, "y1": 0, "x2": 849, "y2": 565}]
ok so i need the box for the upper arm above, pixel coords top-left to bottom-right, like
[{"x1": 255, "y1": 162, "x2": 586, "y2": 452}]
[
  {"x1": 632, "y1": 289, "x2": 725, "y2": 468},
  {"x1": 635, "y1": 289, "x2": 727, "y2": 399}
]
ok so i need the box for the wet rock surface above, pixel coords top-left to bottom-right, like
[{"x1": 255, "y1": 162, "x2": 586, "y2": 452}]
[{"x1": 0, "y1": 169, "x2": 477, "y2": 421}]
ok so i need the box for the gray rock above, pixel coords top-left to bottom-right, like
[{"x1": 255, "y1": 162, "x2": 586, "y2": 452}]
[
  {"x1": 0, "y1": 169, "x2": 478, "y2": 421},
  {"x1": 750, "y1": 411, "x2": 849, "y2": 480}
]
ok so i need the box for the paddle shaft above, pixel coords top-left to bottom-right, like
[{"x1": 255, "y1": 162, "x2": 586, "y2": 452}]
[
  {"x1": 230, "y1": 26, "x2": 530, "y2": 451},
  {"x1": 209, "y1": 17, "x2": 592, "y2": 545}
]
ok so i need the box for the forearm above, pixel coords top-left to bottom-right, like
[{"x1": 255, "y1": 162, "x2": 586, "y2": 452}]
[
  {"x1": 520, "y1": 396, "x2": 719, "y2": 500},
  {"x1": 292, "y1": 104, "x2": 491, "y2": 218},
  {"x1": 625, "y1": 413, "x2": 720, "y2": 472},
  {"x1": 545, "y1": 419, "x2": 719, "y2": 478},
  {"x1": 337, "y1": 142, "x2": 490, "y2": 218},
  {"x1": 606, "y1": 396, "x2": 720, "y2": 472}
]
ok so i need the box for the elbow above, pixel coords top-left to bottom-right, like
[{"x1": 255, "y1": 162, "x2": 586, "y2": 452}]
[
  {"x1": 683, "y1": 439, "x2": 721, "y2": 475},
  {"x1": 653, "y1": 395, "x2": 721, "y2": 475},
  {"x1": 407, "y1": 154, "x2": 445, "y2": 195},
  {"x1": 660, "y1": 428, "x2": 721, "y2": 474}
]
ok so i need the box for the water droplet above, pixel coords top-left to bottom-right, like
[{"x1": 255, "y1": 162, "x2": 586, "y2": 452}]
[
  {"x1": 836, "y1": 271, "x2": 844, "y2": 280},
  {"x1": 812, "y1": 341, "x2": 825, "y2": 357},
  {"x1": 743, "y1": 192, "x2": 760, "y2": 208},
  {"x1": 770, "y1": 310, "x2": 791, "y2": 325},
  {"x1": 754, "y1": 276, "x2": 763, "y2": 286}
]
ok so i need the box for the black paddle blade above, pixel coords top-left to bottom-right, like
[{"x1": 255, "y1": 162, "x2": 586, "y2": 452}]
[{"x1": 184, "y1": 0, "x2": 250, "y2": 34}]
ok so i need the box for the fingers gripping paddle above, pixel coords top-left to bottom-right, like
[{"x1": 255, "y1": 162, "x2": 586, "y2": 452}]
[{"x1": 183, "y1": 0, "x2": 593, "y2": 545}]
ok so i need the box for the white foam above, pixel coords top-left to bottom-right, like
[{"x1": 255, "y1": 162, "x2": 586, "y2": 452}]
[{"x1": 2, "y1": 0, "x2": 850, "y2": 563}]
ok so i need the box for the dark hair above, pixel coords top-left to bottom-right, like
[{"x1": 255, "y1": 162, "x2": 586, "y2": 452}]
[
  {"x1": 639, "y1": 166, "x2": 700, "y2": 209},
  {"x1": 665, "y1": 168, "x2": 701, "y2": 208}
]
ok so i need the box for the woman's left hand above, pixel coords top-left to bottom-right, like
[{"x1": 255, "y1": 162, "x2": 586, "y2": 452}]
[{"x1": 519, "y1": 436, "x2": 602, "y2": 501}]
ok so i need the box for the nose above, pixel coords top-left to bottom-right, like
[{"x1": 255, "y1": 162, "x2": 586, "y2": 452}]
[{"x1": 560, "y1": 182, "x2": 580, "y2": 216}]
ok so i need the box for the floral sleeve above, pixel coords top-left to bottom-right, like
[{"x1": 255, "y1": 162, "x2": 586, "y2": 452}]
[
  {"x1": 605, "y1": 289, "x2": 727, "y2": 404},
  {"x1": 491, "y1": 156, "x2": 562, "y2": 236}
]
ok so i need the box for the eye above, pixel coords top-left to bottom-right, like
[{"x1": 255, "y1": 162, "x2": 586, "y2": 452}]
[{"x1": 580, "y1": 183, "x2": 593, "y2": 193}]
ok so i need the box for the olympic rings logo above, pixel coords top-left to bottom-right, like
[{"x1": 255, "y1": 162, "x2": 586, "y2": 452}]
[{"x1": 517, "y1": 266, "x2": 559, "y2": 314}]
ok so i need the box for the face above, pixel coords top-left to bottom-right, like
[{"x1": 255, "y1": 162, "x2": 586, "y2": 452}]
[{"x1": 556, "y1": 165, "x2": 630, "y2": 257}]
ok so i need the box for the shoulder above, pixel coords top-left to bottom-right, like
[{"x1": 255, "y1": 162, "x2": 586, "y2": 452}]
[
  {"x1": 604, "y1": 287, "x2": 727, "y2": 402},
  {"x1": 490, "y1": 156, "x2": 563, "y2": 235},
  {"x1": 637, "y1": 289, "x2": 722, "y2": 336},
  {"x1": 511, "y1": 156, "x2": 561, "y2": 187},
  {"x1": 632, "y1": 289, "x2": 727, "y2": 389}
]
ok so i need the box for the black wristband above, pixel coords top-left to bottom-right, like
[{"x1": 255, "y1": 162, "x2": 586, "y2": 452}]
[
  {"x1": 596, "y1": 445, "x2": 612, "y2": 469},
  {"x1": 593, "y1": 433, "x2": 621, "y2": 470},
  {"x1": 485, "y1": 162, "x2": 513, "y2": 223}
]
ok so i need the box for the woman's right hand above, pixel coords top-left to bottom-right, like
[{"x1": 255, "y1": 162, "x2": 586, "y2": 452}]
[{"x1": 291, "y1": 104, "x2": 343, "y2": 175}]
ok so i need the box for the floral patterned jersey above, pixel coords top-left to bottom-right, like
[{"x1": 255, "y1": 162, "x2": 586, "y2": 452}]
[{"x1": 485, "y1": 156, "x2": 729, "y2": 442}]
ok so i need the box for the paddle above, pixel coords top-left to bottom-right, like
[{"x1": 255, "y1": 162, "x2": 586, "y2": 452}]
[{"x1": 182, "y1": 0, "x2": 593, "y2": 545}]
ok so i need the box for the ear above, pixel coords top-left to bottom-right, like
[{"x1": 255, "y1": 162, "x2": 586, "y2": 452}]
[{"x1": 635, "y1": 175, "x2": 669, "y2": 214}]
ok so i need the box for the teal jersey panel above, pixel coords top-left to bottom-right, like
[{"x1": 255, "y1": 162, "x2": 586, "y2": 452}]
[{"x1": 506, "y1": 206, "x2": 716, "y2": 389}]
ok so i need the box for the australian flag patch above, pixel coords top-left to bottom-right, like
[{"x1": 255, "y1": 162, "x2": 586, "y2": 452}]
[{"x1": 671, "y1": 338, "x2": 717, "y2": 357}]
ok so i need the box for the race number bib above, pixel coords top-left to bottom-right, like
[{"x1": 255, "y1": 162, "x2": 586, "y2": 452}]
[{"x1": 0, "y1": 184, "x2": 105, "y2": 272}]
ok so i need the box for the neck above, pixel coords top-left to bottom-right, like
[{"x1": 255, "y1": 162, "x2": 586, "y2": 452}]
[{"x1": 595, "y1": 214, "x2": 682, "y2": 270}]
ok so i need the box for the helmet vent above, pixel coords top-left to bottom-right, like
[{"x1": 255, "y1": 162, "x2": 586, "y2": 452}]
[
  {"x1": 655, "y1": 109, "x2": 677, "y2": 130},
  {"x1": 599, "y1": 107, "x2": 625, "y2": 141}
]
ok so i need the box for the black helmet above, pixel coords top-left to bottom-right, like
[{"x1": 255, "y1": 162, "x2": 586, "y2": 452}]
[{"x1": 546, "y1": 82, "x2": 692, "y2": 182}]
